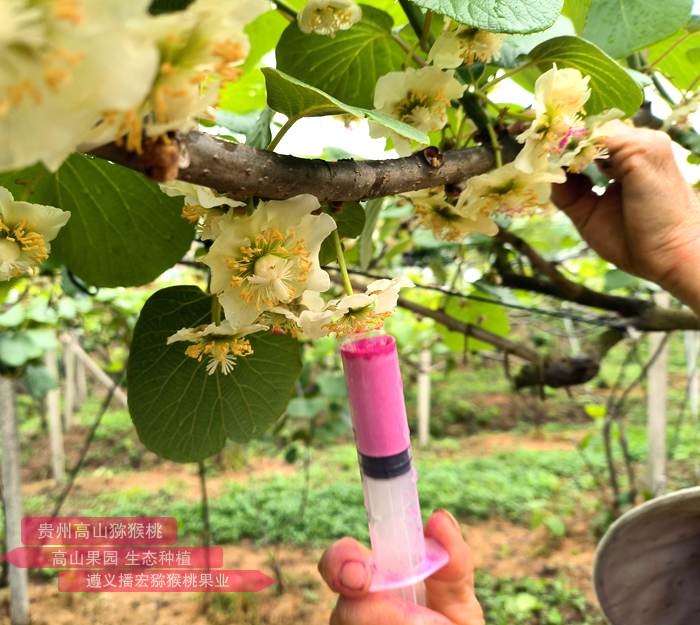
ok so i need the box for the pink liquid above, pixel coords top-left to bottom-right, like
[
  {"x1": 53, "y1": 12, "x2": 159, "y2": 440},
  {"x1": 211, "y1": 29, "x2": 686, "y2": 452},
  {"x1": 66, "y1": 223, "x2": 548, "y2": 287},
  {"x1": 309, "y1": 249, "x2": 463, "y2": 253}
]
[{"x1": 340, "y1": 335, "x2": 410, "y2": 458}]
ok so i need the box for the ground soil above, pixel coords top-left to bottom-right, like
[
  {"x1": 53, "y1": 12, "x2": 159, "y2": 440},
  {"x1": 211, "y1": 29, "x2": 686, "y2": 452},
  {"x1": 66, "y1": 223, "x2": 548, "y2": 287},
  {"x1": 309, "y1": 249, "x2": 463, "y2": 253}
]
[{"x1": 3, "y1": 430, "x2": 600, "y2": 625}]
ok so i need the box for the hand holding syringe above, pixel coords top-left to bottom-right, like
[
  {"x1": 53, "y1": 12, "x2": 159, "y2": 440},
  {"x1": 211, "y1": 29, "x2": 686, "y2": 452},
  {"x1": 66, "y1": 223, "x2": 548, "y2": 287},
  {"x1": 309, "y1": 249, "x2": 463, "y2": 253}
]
[
  {"x1": 320, "y1": 334, "x2": 484, "y2": 624},
  {"x1": 319, "y1": 504, "x2": 485, "y2": 624}
]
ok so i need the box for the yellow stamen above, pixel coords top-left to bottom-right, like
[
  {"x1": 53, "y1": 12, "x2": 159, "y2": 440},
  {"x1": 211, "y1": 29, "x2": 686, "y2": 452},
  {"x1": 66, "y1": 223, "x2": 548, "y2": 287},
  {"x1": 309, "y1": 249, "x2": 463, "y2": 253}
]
[
  {"x1": 12, "y1": 221, "x2": 49, "y2": 263},
  {"x1": 43, "y1": 67, "x2": 70, "y2": 90},
  {"x1": 183, "y1": 337, "x2": 254, "y2": 375},
  {"x1": 325, "y1": 310, "x2": 389, "y2": 337},
  {"x1": 181, "y1": 205, "x2": 208, "y2": 224},
  {"x1": 52, "y1": 0, "x2": 82, "y2": 24}
]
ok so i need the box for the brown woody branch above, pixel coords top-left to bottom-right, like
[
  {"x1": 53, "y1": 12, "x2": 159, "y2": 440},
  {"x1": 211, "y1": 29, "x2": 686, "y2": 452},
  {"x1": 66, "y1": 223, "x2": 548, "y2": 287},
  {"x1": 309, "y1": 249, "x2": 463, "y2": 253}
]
[
  {"x1": 494, "y1": 231, "x2": 700, "y2": 332},
  {"x1": 89, "y1": 131, "x2": 495, "y2": 201}
]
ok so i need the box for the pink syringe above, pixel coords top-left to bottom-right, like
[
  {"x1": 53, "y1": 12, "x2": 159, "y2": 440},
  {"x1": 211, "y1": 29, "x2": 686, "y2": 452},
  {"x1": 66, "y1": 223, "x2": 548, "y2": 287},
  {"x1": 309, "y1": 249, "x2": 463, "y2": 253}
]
[{"x1": 341, "y1": 334, "x2": 448, "y2": 605}]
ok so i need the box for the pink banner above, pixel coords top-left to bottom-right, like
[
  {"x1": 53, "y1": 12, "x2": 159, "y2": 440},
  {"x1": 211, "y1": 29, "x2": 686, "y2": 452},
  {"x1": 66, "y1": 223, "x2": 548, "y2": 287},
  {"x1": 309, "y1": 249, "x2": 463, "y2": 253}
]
[
  {"x1": 58, "y1": 570, "x2": 275, "y2": 592},
  {"x1": 21, "y1": 517, "x2": 177, "y2": 545},
  {"x1": 5, "y1": 546, "x2": 222, "y2": 569}
]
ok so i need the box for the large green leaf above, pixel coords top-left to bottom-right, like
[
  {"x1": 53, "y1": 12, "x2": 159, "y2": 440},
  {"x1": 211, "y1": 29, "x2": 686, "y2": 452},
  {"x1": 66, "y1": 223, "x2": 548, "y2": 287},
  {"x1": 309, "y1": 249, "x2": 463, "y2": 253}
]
[
  {"x1": 127, "y1": 286, "x2": 303, "y2": 462},
  {"x1": 0, "y1": 156, "x2": 193, "y2": 287},
  {"x1": 408, "y1": 0, "x2": 562, "y2": 34},
  {"x1": 276, "y1": 5, "x2": 407, "y2": 108},
  {"x1": 648, "y1": 30, "x2": 700, "y2": 90},
  {"x1": 582, "y1": 0, "x2": 693, "y2": 58},
  {"x1": 262, "y1": 68, "x2": 428, "y2": 144},
  {"x1": 529, "y1": 36, "x2": 643, "y2": 116}
]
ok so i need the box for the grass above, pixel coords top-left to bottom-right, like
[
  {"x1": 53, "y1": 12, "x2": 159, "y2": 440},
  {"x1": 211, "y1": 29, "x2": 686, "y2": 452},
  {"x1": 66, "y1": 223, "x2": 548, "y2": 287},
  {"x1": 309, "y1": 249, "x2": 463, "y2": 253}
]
[
  {"x1": 21, "y1": 445, "x2": 601, "y2": 547},
  {"x1": 477, "y1": 572, "x2": 605, "y2": 625},
  {"x1": 18, "y1": 414, "x2": 700, "y2": 548}
]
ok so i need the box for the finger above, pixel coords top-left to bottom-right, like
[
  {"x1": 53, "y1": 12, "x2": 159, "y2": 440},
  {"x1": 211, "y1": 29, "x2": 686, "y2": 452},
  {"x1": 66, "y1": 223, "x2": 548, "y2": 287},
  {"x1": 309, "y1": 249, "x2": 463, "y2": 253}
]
[
  {"x1": 318, "y1": 536, "x2": 373, "y2": 598},
  {"x1": 425, "y1": 510, "x2": 485, "y2": 625},
  {"x1": 331, "y1": 594, "x2": 452, "y2": 625},
  {"x1": 604, "y1": 126, "x2": 677, "y2": 180},
  {"x1": 551, "y1": 173, "x2": 594, "y2": 213}
]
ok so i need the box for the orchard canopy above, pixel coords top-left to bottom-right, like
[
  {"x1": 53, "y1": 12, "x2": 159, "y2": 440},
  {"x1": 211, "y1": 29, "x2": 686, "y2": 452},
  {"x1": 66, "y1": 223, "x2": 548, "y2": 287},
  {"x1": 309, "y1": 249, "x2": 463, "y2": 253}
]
[{"x1": 1, "y1": 0, "x2": 700, "y2": 463}]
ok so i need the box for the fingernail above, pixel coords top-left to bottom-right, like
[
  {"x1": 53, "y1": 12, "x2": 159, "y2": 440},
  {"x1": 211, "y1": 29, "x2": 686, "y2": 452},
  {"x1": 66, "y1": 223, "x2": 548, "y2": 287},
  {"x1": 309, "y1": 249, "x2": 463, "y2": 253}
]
[
  {"x1": 338, "y1": 559, "x2": 368, "y2": 592},
  {"x1": 435, "y1": 508, "x2": 461, "y2": 532}
]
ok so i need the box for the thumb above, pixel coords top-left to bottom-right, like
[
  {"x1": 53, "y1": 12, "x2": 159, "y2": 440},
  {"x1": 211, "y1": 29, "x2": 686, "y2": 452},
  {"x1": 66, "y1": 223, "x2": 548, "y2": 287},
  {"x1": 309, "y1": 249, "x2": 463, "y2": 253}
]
[{"x1": 425, "y1": 510, "x2": 485, "y2": 625}]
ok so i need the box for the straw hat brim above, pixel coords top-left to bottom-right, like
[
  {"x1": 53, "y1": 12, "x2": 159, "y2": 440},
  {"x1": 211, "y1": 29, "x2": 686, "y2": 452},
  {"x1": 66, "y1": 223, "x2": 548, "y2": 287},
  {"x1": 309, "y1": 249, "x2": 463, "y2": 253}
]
[{"x1": 594, "y1": 486, "x2": 700, "y2": 625}]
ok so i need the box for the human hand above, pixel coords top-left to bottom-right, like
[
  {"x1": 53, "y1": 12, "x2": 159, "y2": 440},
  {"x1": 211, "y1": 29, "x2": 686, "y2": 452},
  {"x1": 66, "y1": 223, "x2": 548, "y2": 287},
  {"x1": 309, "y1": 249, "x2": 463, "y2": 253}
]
[
  {"x1": 318, "y1": 509, "x2": 485, "y2": 625},
  {"x1": 552, "y1": 123, "x2": 700, "y2": 312}
]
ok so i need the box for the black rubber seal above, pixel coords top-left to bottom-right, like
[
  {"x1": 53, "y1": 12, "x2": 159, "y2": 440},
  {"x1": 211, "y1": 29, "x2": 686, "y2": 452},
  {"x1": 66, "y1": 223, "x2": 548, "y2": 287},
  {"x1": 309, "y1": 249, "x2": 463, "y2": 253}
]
[{"x1": 359, "y1": 449, "x2": 411, "y2": 479}]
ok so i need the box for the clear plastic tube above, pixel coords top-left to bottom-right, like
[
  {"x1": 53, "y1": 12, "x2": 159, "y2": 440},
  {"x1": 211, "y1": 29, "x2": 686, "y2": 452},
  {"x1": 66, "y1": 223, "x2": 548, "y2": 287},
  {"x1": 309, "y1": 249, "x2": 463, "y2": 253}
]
[{"x1": 341, "y1": 333, "x2": 447, "y2": 605}]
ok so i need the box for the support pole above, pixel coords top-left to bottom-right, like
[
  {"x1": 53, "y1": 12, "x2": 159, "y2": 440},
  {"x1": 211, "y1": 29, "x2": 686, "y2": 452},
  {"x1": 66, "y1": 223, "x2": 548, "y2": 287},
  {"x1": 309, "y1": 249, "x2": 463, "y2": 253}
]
[
  {"x1": 684, "y1": 331, "x2": 700, "y2": 417},
  {"x1": 60, "y1": 335, "x2": 128, "y2": 409},
  {"x1": 62, "y1": 342, "x2": 76, "y2": 431},
  {"x1": 43, "y1": 351, "x2": 66, "y2": 483},
  {"x1": 75, "y1": 358, "x2": 88, "y2": 409},
  {"x1": 0, "y1": 376, "x2": 30, "y2": 625},
  {"x1": 647, "y1": 293, "x2": 670, "y2": 496},
  {"x1": 417, "y1": 349, "x2": 431, "y2": 448}
]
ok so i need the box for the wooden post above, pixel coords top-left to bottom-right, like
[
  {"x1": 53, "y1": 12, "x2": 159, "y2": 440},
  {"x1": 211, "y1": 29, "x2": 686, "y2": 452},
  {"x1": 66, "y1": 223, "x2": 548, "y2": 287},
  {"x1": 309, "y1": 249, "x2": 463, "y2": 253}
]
[
  {"x1": 43, "y1": 351, "x2": 66, "y2": 483},
  {"x1": 417, "y1": 349, "x2": 431, "y2": 448},
  {"x1": 62, "y1": 342, "x2": 76, "y2": 431},
  {"x1": 562, "y1": 316, "x2": 581, "y2": 355},
  {"x1": 647, "y1": 293, "x2": 670, "y2": 497},
  {"x1": 0, "y1": 376, "x2": 30, "y2": 625},
  {"x1": 684, "y1": 331, "x2": 700, "y2": 417},
  {"x1": 75, "y1": 358, "x2": 88, "y2": 408},
  {"x1": 61, "y1": 335, "x2": 128, "y2": 409}
]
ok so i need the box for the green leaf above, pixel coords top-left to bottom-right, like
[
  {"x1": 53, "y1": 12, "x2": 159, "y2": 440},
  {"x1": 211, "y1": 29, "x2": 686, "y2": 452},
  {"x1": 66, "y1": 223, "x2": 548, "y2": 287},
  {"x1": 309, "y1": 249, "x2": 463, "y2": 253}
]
[
  {"x1": 219, "y1": 69, "x2": 267, "y2": 114},
  {"x1": 502, "y1": 15, "x2": 576, "y2": 64},
  {"x1": 435, "y1": 297, "x2": 510, "y2": 353},
  {"x1": 262, "y1": 68, "x2": 428, "y2": 143},
  {"x1": 24, "y1": 364, "x2": 58, "y2": 399},
  {"x1": 543, "y1": 515, "x2": 567, "y2": 537},
  {"x1": 241, "y1": 10, "x2": 288, "y2": 72},
  {"x1": 0, "y1": 334, "x2": 42, "y2": 367},
  {"x1": 582, "y1": 0, "x2": 693, "y2": 58},
  {"x1": 528, "y1": 36, "x2": 643, "y2": 116},
  {"x1": 276, "y1": 5, "x2": 408, "y2": 108},
  {"x1": 245, "y1": 107, "x2": 274, "y2": 149},
  {"x1": 320, "y1": 202, "x2": 366, "y2": 264},
  {"x1": 648, "y1": 30, "x2": 700, "y2": 90},
  {"x1": 0, "y1": 305, "x2": 25, "y2": 328},
  {"x1": 0, "y1": 155, "x2": 194, "y2": 288},
  {"x1": 561, "y1": 0, "x2": 591, "y2": 33},
  {"x1": 407, "y1": 0, "x2": 562, "y2": 34},
  {"x1": 286, "y1": 396, "x2": 329, "y2": 418},
  {"x1": 604, "y1": 269, "x2": 640, "y2": 291},
  {"x1": 360, "y1": 198, "x2": 384, "y2": 270},
  {"x1": 0, "y1": 329, "x2": 57, "y2": 368},
  {"x1": 127, "y1": 285, "x2": 302, "y2": 462}
]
